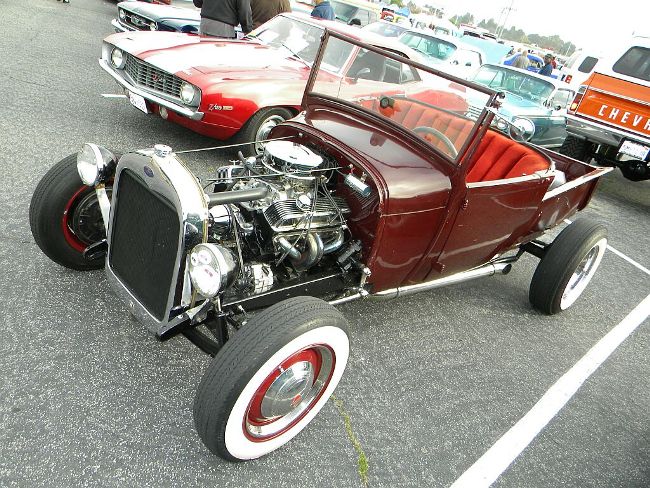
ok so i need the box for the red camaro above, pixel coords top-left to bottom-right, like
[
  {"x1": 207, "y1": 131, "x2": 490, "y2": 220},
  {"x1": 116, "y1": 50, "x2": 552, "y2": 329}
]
[{"x1": 100, "y1": 13, "x2": 467, "y2": 155}]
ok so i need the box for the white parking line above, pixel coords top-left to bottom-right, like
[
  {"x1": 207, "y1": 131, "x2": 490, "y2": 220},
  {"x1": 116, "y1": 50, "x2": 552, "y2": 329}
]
[
  {"x1": 101, "y1": 94, "x2": 126, "y2": 98},
  {"x1": 450, "y1": 293, "x2": 650, "y2": 488}
]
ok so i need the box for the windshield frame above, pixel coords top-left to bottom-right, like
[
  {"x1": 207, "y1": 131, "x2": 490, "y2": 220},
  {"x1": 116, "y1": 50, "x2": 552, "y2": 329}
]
[{"x1": 303, "y1": 29, "x2": 501, "y2": 165}]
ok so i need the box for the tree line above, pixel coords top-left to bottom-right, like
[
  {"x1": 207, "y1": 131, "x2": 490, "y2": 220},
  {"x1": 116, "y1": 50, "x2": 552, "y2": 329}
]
[{"x1": 450, "y1": 13, "x2": 577, "y2": 56}]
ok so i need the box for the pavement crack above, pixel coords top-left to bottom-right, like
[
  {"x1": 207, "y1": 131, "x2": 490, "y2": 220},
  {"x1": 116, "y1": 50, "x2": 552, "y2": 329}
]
[{"x1": 332, "y1": 394, "x2": 369, "y2": 487}]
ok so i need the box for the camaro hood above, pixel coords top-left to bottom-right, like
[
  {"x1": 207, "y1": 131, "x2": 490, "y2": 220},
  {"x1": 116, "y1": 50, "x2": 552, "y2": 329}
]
[
  {"x1": 118, "y1": 1, "x2": 200, "y2": 22},
  {"x1": 106, "y1": 32, "x2": 310, "y2": 79}
]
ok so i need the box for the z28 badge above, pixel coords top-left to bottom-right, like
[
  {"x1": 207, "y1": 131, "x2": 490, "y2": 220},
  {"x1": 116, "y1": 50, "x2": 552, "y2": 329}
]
[{"x1": 208, "y1": 104, "x2": 233, "y2": 111}]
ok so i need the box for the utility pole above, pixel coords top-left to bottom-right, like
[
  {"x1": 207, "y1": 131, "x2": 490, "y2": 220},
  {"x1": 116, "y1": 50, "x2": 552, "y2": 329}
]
[{"x1": 497, "y1": 0, "x2": 516, "y2": 38}]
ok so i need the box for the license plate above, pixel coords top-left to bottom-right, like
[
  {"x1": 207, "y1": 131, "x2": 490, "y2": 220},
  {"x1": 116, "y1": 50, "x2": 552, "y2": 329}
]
[
  {"x1": 619, "y1": 140, "x2": 650, "y2": 160},
  {"x1": 128, "y1": 91, "x2": 150, "y2": 114}
]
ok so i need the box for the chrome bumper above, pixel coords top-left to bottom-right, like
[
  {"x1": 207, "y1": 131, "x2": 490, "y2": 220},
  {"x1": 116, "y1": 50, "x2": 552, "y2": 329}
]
[
  {"x1": 98, "y1": 58, "x2": 204, "y2": 121},
  {"x1": 565, "y1": 114, "x2": 649, "y2": 147},
  {"x1": 110, "y1": 18, "x2": 133, "y2": 33}
]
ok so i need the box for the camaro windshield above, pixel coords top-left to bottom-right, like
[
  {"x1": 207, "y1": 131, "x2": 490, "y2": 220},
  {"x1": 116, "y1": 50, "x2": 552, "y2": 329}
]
[
  {"x1": 307, "y1": 33, "x2": 492, "y2": 162},
  {"x1": 251, "y1": 16, "x2": 354, "y2": 72},
  {"x1": 472, "y1": 65, "x2": 555, "y2": 103}
]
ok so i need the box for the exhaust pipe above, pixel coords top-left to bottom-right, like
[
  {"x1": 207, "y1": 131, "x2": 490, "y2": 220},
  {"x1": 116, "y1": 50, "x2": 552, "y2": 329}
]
[{"x1": 328, "y1": 262, "x2": 511, "y2": 305}]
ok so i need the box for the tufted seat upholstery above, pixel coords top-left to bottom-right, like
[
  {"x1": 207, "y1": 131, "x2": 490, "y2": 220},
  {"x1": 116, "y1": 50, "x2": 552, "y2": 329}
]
[{"x1": 360, "y1": 97, "x2": 550, "y2": 182}]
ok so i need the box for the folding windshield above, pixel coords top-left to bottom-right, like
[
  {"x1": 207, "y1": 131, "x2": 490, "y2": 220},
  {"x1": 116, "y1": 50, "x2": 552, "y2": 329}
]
[
  {"x1": 306, "y1": 32, "x2": 494, "y2": 162},
  {"x1": 473, "y1": 65, "x2": 555, "y2": 103}
]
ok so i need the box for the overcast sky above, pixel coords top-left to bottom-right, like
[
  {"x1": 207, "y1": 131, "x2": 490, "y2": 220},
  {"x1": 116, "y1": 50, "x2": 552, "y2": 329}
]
[{"x1": 426, "y1": 0, "x2": 649, "y2": 54}]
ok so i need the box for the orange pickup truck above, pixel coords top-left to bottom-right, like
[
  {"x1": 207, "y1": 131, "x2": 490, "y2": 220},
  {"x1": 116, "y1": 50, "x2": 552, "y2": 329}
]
[{"x1": 560, "y1": 36, "x2": 650, "y2": 181}]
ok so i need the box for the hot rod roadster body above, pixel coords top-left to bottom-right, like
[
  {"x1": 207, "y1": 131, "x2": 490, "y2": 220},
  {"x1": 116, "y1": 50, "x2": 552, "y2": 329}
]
[{"x1": 30, "y1": 31, "x2": 611, "y2": 461}]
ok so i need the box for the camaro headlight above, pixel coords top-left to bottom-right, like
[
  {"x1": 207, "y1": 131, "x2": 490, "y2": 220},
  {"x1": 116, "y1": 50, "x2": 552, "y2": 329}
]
[
  {"x1": 77, "y1": 143, "x2": 116, "y2": 186},
  {"x1": 180, "y1": 82, "x2": 197, "y2": 105},
  {"x1": 111, "y1": 47, "x2": 126, "y2": 69},
  {"x1": 189, "y1": 244, "x2": 238, "y2": 298},
  {"x1": 118, "y1": 9, "x2": 126, "y2": 20}
]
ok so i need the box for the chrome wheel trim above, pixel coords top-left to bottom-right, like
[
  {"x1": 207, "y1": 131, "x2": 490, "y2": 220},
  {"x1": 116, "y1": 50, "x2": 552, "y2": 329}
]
[
  {"x1": 560, "y1": 237, "x2": 607, "y2": 310},
  {"x1": 245, "y1": 346, "x2": 334, "y2": 440},
  {"x1": 254, "y1": 114, "x2": 286, "y2": 155}
]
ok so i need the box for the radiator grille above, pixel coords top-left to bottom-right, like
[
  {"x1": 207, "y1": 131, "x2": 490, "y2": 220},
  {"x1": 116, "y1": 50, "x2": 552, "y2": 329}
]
[
  {"x1": 109, "y1": 169, "x2": 181, "y2": 321},
  {"x1": 124, "y1": 54, "x2": 183, "y2": 99},
  {"x1": 121, "y1": 9, "x2": 154, "y2": 31}
]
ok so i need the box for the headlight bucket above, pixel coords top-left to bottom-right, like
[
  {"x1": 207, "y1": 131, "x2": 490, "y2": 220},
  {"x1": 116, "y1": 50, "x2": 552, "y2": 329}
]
[
  {"x1": 189, "y1": 244, "x2": 238, "y2": 298},
  {"x1": 509, "y1": 117, "x2": 536, "y2": 142},
  {"x1": 180, "y1": 82, "x2": 198, "y2": 105},
  {"x1": 77, "y1": 143, "x2": 117, "y2": 186},
  {"x1": 111, "y1": 47, "x2": 126, "y2": 69}
]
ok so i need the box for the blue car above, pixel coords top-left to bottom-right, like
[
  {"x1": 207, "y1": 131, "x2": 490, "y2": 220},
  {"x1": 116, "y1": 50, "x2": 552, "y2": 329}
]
[
  {"x1": 112, "y1": 1, "x2": 200, "y2": 33},
  {"x1": 468, "y1": 63, "x2": 576, "y2": 148}
]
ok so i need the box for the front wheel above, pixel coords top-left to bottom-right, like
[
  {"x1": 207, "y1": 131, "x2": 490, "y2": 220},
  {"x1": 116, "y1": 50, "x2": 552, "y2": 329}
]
[
  {"x1": 529, "y1": 219, "x2": 607, "y2": 314},
  {"x1": 193, "y1": 297, "x2": 350, "y2": 461},
  {"x1": 29, "y1": 154, "x2": 109, "y2": 270},
  {"x1": 235, "y1": 107, "x2": 293, "y2": 157}
]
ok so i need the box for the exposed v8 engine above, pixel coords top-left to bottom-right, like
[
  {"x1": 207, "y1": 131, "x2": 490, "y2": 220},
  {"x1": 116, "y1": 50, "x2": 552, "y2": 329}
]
[{"x1": 207, "y1": 141, "x2": 351, "y2": 294}]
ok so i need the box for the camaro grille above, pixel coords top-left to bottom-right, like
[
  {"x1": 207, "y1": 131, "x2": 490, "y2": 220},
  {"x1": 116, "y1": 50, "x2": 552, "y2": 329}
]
[
  {"x1": 124, "y1": 55, "x2": 183, "y2": 99},
  {"x1": 109, "y1": 169, "x2": 181, "y2": 321}
]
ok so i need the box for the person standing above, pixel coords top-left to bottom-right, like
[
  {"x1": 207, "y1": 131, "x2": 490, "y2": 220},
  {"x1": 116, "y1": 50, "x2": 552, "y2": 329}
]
[
  {"x1": 250, "y1": 0, "x2": 291, "y2": 30},
  {"x1": 311, "y1": 0, "x2": 335, "y2": 20},
  {"x1": 193, "y1": 0, "x2": 253, "y2": 38},
  {"x1": 538, "y1": 53, "x2": 554, "y2": 77},
  {"x1": 513, "y1": 49, "x2": 529, "y2": 69}
]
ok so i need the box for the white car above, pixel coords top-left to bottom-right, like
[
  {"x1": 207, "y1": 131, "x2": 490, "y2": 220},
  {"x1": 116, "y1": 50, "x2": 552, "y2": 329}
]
[{"x1": 396, "y1": 29, "x2": 485, "y2": 79}]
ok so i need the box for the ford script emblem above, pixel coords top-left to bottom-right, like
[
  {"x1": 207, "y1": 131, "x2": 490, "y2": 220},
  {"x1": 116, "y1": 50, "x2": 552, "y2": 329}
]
[{"x1": 143, "y1": 166, "x2": 154, "y2": 178}]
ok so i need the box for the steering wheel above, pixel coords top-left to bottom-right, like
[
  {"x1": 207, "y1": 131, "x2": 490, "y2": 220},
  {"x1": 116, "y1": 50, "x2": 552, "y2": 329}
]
[{"x1": 413, "y1": 126, "x2": 458, "y2": 158}]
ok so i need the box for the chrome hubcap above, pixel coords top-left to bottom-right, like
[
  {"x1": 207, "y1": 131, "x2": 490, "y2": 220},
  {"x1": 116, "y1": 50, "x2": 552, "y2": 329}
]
[
  {"x1": 260, "y1": 361, "x2": 314, "y2": 418},
  {"x1": 561, "y1": 238, "x2": 607, "y2": 310}
]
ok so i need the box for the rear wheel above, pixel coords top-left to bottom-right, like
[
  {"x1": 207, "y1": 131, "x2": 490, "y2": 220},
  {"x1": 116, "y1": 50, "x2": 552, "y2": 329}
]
[
  {"x1": 29, "y1": 154, "x2": 110, "y2": 270},
  {"x1": 529, "y1": 219, "x2": 607, "y2": 314},
  {"x1": 559, "y1": 135, "x2": 591, "y2": 162},
  {"x1": 235, "y1": 107, "x2": 293, "y2": 157},
  {"x1": 193, "y1": 296, "x2": 350, "y2": 461}
]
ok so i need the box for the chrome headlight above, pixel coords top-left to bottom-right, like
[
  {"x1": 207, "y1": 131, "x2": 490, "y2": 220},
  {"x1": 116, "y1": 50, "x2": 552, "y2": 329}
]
[
  {"x1": 149, "y1": 21, "x2": 157, "y2": 31},
  {"x1": 111, "y1": 47, "x2": 126, "y2": 69},
  {"x1": 189, "y1": 244, "x2": 238, "y2": 298},
  {"x1": 510, "y1": 117, "x2": 536, "y2": 142},
  {"x1": 77, "y1": 143, "x2": 116, "y2": 186},
  {"x1": 495, "y1": 117, "x2": 509, "y2": 131},
  {"x1": 118, "y1": 8, "x2": 126, "y2": 20},
  {"x1": 180, "y1": 82, "x2": 197, "y2": 105}
]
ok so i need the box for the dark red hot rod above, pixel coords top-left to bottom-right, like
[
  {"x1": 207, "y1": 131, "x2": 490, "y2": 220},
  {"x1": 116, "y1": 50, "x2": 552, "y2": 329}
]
[{"x1": 30, "y1": 32, "x2": 611, "y2": 461}]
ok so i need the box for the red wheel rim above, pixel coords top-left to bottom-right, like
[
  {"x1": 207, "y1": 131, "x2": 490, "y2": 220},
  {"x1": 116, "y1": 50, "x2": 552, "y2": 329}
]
[
  {"x1": 62, "y1": 186, "x2": 91, "y2": 253},
  {"x1": 243, "y1": 344, "x2": 335, "y2": 442}
]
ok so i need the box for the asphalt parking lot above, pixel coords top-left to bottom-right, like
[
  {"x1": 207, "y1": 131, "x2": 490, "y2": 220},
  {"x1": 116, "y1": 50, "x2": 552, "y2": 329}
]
[{"x1": 1, "y1": 1, "x2": 648, "y2": 487}]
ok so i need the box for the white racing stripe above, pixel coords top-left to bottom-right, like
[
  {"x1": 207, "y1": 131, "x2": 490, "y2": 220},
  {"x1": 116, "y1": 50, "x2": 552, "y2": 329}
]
[{"x1": 451, "y1": 294, "x2": 650, "y2": 488}]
